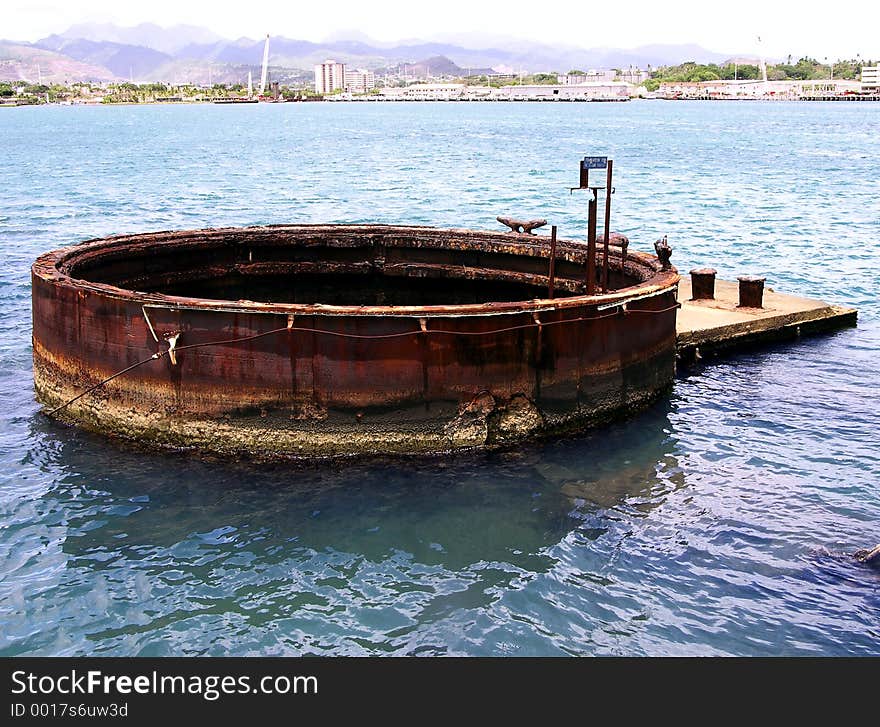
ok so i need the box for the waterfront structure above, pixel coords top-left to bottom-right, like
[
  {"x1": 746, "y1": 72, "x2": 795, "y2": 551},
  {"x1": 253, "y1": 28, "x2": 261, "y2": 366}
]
[
  {"x1": 378, "y1": 83, "x2": 468, "y2": 100},
  {"x1": 345, "y1": 68, "x2": 376, "y2": 94},
  {"x1": 32, "y1": 224, "x2": 678, "y2": 458},
  {"x1": 492, "y1": 83, "x2": 631, "y2": 101},
  {"x1": 657, "y1": 78, "x2": 863, "y2": 100},
  {"x1": 373, "y1": 82, "x2": 630, "y2": 101},
  {"x1": 862, "y1": 66, "x2": 879, "y2": 91},
  {"x1": 314, "y1": 60, "x2": 346, "y2": 94}
]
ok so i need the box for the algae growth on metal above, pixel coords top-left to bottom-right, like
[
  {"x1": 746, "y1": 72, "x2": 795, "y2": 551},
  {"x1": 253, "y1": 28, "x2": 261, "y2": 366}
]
[{"x1": 32, "y1": 224, "x2": 679, "y2": 458}]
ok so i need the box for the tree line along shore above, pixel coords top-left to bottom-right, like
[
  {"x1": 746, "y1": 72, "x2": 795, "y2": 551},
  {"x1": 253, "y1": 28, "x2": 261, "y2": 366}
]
[{"x1": 2, "y1": 57, "x2": 876, "y2": 106}]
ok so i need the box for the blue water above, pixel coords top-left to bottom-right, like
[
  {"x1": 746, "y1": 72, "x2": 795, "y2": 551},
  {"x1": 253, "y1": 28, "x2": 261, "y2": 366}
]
[{"x1": 0, "y1": 101, "x2": 878, "y2": 656}]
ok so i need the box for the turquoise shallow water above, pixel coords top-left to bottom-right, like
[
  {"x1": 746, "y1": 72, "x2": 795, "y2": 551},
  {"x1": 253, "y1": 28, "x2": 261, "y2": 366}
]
[{"x1": 0, "y1": 101, "x2": 878, "y2": 656}]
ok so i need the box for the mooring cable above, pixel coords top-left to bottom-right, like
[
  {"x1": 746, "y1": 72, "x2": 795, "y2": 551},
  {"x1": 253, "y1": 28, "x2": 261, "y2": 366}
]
[
  {"x1": 46, "y1": 351, "x2": 168, "y2": 416},
  {"x1": 173, "y1": 326, "x2": 291, "y2": 352},
  {"x1": 44, "y1": 302, "x2": 679, "y2": 416},
  {"x1": 46, "y1": 327, "x2": 291, "y2": 416}
]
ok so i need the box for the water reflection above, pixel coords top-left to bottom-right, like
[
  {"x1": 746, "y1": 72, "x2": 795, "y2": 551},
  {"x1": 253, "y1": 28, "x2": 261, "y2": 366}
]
[
  {"x1": 9, "y1": 400, "x2": 683, "y2": 655},
  {"x1": 39, "y1": 402, "x2": 683, "y2": 547}
]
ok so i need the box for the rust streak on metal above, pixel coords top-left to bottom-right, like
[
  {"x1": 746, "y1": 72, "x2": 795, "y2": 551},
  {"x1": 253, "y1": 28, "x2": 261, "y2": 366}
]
[{"x1": 32, "y1": 224, "x2": 680, "y2": 459}]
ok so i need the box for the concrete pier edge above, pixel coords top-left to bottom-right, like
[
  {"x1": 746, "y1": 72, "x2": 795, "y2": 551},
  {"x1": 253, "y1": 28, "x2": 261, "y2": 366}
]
[{"x1": 676, "y1": 277, "x2": 858, "y2": 363}]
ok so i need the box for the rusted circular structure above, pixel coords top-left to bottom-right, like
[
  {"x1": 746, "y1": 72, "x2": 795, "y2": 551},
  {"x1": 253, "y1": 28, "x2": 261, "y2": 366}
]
[{"x1": 32, "y1": 224, "x2": 679, "y2": 458}]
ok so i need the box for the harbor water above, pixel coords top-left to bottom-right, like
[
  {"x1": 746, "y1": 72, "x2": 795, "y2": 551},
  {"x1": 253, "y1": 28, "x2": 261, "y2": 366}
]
[{"x1": 0, "y1": 100, "x2": 877, "y2": 655}]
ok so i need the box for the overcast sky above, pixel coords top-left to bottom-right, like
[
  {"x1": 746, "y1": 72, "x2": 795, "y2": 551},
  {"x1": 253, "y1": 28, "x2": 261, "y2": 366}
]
[{"x1": 6, "y1": 0, "x2": 878, "y2": 60}]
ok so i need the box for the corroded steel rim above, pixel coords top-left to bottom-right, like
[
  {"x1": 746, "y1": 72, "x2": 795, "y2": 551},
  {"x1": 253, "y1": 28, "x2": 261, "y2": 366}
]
[
  {"x1": 32, "y1": 223, "x2": 682, "y2": 458},
  {"x1": 32, "y1": 224, "x2": 680, "y2": 317}
]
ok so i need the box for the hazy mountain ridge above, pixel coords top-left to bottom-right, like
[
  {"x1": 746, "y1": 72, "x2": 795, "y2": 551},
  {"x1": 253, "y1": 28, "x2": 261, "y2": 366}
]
[
  {"x1": 0, "y1": 42, "x2": 118, "y2": 83},
  {"x1": 35, "y1": 36, "x2": 173, "y2": 79},
  {"x1": 58, "y1": 22, "x2": 223, "y2": 55},
  {"x1": 388, "y1": 56, "x2": 496, "y2": 78},
  {"x1": 3, "y1": 22, "x2": 745, "y2": 84}
]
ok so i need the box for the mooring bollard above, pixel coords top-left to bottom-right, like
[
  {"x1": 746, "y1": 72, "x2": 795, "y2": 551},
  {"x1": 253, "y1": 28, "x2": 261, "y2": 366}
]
[
  {"x1": 689, "y1": 268, "x2": 717, "y2": 300},
  {"x1": 737, "y1": 275, "x2": 766, "y2": 308}
]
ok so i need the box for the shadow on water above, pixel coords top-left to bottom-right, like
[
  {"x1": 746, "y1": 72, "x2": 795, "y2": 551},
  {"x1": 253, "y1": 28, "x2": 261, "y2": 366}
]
[
  {"x1": 28, "y1": 401, "x2": 684, "y2": 561},
  {"x1": 13, "y1": 399, "x2": 686, "y2": 655}
]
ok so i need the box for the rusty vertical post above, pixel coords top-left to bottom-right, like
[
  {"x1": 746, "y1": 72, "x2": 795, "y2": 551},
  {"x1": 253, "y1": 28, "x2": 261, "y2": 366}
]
[
  {"x1": 737, "y1": 275, "x2": 766, "y2": 308},
  {"x1": 690, "y1": 268, "x2": 717, "y2": 300},
  {"x1": 586, "y1": 192, "x2": 597, "y2": 294},
  {"x1": 602, "y1": 160, "x2": 613, "y2": 292},
  {"x1": 548, "y1": 225, "x2": 557, "y2": 299}
]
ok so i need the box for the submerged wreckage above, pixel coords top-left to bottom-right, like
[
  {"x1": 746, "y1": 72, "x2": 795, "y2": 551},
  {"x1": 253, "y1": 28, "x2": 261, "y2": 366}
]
[{"x1": 31, "y1": 221, "x2": 680, "y2": 458}]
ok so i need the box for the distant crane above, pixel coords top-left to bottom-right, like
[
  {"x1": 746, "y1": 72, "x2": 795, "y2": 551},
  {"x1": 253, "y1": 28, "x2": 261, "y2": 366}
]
[{"x1": 259, "y1": 34, "x2": 270, "y2": 95}]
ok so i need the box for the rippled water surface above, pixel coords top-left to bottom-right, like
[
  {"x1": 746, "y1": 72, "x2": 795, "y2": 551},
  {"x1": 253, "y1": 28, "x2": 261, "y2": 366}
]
[{"x1": 1, "y1": 101, "x2": 878, "y2": 655}]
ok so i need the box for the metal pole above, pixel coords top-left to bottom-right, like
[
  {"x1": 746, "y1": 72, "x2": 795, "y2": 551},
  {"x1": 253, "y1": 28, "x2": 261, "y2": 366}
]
[
  {"x1": 586, "y1": 191, "x2": 597, "y2": 294},
  {"x1": 548, "y1": 225, "x2": 557, "y2": 299},
  {"x1": 602, "y1": 160, "x2": 613, "y2": 292}
]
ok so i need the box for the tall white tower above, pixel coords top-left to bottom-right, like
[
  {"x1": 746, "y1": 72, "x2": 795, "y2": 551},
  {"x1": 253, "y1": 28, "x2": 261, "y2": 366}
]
[
  {"x1": 259, "y1": 34, "x2": 270, "y2": 95},
  {"x1": 757, "y1": 35, "x2": 768, "y2": 84}
]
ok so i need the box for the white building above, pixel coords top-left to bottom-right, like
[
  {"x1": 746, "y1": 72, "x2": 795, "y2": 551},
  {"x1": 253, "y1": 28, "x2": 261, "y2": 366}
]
[
  {"x1": 557, "y1": 70, "x2": 616, "y2": 84},
  {"x1": 492, "y1": 83, "x2": 631, "y2": 101},
  {"x1": 862, "y1": 66, "x2": 879, "y2": 91},
  {"x1": 315, "y1": 60, "x2": 346, "y2": 94},
  {"x1": 616, "y1": 68, "x2": 650, "y2": 84},
  {"x1": 378, "y1": 83, "x2": 466, "y2": 100},
  {"x1": 373, "y1": 82, "x2": 631, "y2": 102},
  {"x1": 657, "y1": 78, "x2": 862, "y2": 100},
  {"x1": 345, "y1": 68, "x2": 376, "y2": 94}
]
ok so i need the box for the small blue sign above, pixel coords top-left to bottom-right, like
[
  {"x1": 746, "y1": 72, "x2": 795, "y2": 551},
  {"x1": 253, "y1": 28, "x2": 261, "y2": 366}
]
[{"x1": 582, "y1": 156, "x2": 608, "y2": 170}]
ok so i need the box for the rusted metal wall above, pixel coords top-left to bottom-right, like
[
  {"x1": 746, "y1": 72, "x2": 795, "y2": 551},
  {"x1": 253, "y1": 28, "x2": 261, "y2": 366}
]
[{"x1": 32, "y1": 225, "x2": 679, "y2": 458}]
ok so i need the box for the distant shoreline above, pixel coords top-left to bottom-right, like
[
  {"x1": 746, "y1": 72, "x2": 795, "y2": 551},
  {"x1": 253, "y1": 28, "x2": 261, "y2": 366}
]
[{"x1": 3, "y1": 96, "x2": 879, "y2": 109}]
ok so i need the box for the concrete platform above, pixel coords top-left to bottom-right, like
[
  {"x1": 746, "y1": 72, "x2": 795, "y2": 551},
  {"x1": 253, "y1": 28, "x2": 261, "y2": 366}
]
[{"x1": 676, "y1": 277, "x2": 857, "y2": 362}]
